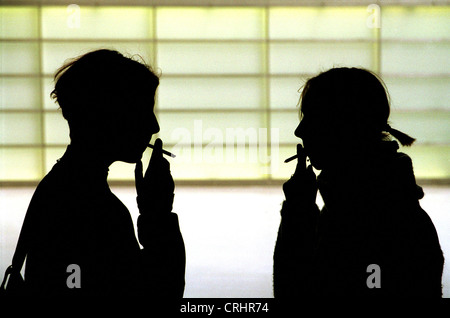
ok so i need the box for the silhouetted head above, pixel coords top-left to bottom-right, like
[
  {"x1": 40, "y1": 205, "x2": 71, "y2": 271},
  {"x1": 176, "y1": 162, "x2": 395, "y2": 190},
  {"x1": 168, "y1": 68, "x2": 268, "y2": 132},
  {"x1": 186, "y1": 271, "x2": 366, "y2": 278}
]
[
  {"x1": 51, "y1": 49, "x2": 160, "y2": 164},
  {"x1": 295, "y1": 67, "x2": 415, "y2": 170}
]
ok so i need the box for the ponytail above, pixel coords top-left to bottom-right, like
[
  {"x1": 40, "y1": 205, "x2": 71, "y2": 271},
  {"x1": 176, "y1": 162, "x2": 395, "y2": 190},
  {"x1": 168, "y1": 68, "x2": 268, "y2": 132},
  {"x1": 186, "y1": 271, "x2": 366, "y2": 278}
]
[{"x1": 384, "y1": 124, "x2": 416, "y2": 147}]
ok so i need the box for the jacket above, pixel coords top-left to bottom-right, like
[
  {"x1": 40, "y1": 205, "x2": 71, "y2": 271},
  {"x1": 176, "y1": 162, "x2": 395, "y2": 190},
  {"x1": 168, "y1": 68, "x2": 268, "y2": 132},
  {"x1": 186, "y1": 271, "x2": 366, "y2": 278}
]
[
  {"x1": 274, "y1": 142, "x2": 444, "y2": 298},
  {"x1": 22, "y1": 148, "x2": 185, "y2": 300}
]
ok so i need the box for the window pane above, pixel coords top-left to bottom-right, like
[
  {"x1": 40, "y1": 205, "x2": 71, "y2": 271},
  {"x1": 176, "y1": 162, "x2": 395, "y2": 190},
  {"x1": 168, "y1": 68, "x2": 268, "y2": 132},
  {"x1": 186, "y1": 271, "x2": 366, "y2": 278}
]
[
  {"x1": 270, "y1": 145, "x2": 299, "y2": 180},
  {"x1": 0, "y1": 78, "x2": 41, "y2": 110},
  {"x1": 401, "y1": 145, "x2": 450, "y2": 179},
  {"x1": 382, "y1": 7, "x2": 450, "y2": 40},
  {"x1": 158, "y1": 77, "x2": 264, "y2": 109},
  {"x1": 0, "y1": 5, "x2": 448, "y2": 182},
  {"x1": 382, "y1": 42, "x2": 450, "y2": 75},
  {"x1": 0, "y1": 42, "x2": 39, "y2": 74},
  {"x1": 0, "y1": 113, "x2": 41, "y2": 145},
  {"x1": 168, "y1": 146, "x2": 269, "y2": 180},
  {"x1": 157, "y1": 43, "x2": 263, "y2": 74},
  {"x1": 270, "y1": 111, "x2": 299, "y2": 145},
  {"x1": 0, "y1": 7, "x2": 39, "y2": 39},
  {"x1": 44, "y1": 112, "x2": 70, "y2": 145},
  {"x1": 270, "y1": 77, "x2": 304, "y2": 109},
  {"x1": 42, "y1": 7, "x2": 153, "y2": 39},
  {"x1": 389, "y1": 111, "x2": 450, "y2": 145},
  {"x1": 156, "y1": 111, "x2": 265, "y2": 148},
  {"x1": 110, "y1": 145, "x2": 270, "y2": 181},
  {"x1": 270, "y1": 42, "x2": 374, "y2": 74},
  {"x1": 384, "y1": 77, "x2": 450, "y2": 111},
  {"x1": 270, "y1": 7, "x2": 374, "y2": 40},
  {"x1": 42, "y1": 42, "x2": 155, "y2": 75},
  {"x1": 157, "y1": 7, "x2": 264, "y2": 40},
  {"x1": 0, "y1": 148, "x2": 42, "y2": 180}
]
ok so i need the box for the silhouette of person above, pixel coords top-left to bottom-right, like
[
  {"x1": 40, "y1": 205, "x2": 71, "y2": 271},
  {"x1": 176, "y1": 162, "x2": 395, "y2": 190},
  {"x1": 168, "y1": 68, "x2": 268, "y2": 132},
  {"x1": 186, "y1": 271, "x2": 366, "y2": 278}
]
[
  {"x1": 273, "y1": 67, "x2": 444, "y2": 299},
  {"x1": 16, "y1": 49, "x2": 185, "y2": 300}
]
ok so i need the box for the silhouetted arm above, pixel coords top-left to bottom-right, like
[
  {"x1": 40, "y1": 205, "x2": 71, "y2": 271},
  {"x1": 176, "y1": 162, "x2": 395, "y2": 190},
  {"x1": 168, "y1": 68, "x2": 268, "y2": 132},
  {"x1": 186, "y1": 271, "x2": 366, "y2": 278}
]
[
  {"x1": 136, "y1": 213, "x2": 185, "y2": 298},
  {"x1": 274, "y1": 145, "x2": 319, "y2": 299},
  {"x1": 135, "y1": 139, "x2": 185, "y2": 298},
  {"x1": 274, "y1": 201, "x2": 319, "y2": 299}
]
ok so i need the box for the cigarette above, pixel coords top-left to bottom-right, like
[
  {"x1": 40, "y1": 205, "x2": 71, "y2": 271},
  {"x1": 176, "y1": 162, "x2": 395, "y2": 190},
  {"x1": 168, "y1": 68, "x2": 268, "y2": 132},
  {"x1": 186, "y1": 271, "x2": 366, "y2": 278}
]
[
  {"x1": 284, "y1": 154, "x2": 298, "y2": 163},
  {"x1": 147, "y1": 144, "x2": 176, "y2": 158}
]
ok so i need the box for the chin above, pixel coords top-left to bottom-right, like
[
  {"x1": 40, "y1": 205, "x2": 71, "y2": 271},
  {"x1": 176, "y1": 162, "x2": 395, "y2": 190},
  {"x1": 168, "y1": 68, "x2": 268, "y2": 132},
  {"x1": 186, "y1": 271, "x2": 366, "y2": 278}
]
[
  {"x1": 119, "y1": 152, "x2": 143, "y2": 164},
  {"x1": 308, "y1": 157, "x2": 323, "y2": 170}
]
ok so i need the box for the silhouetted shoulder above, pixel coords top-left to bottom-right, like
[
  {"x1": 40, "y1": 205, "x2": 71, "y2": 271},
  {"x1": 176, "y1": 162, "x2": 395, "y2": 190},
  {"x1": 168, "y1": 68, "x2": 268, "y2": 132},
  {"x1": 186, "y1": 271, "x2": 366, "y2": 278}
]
[{"x1": 24, "y1": 159, "x2": 141, "y2": 296}]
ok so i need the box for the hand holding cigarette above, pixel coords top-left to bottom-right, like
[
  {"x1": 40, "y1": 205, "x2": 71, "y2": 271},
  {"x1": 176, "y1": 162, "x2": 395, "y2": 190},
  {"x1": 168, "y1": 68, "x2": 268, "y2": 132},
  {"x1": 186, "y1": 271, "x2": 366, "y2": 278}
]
[
  {"x1": 135, "y1": 138, "x2": 175, "y2": 216},
  {"x1": 282, "y1": 144, "x2": 317, "y2": 205},
  {"x1": 148, "y1": 143, "x2": 176, "y2": 158}
]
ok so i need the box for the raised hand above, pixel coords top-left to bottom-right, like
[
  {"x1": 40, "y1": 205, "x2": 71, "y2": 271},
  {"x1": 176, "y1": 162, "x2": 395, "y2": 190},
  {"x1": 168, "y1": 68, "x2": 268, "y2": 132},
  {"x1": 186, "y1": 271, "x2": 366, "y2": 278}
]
[
  {"x1": 135, "y1": 138, "x2": 175, "y2": 215},
  {"x1": 283, "y1": 144, "x2": 317, "y2": 206}
]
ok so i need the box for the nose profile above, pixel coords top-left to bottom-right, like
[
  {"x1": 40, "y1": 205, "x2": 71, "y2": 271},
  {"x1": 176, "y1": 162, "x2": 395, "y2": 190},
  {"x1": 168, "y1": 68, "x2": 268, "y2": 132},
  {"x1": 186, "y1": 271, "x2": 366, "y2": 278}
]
[
  {"x1": 294, "y1": 122, "x2": 303, "y2": 138},
  {"x1": 150, "y1": 114, "x2": 160, "y2": 135}
]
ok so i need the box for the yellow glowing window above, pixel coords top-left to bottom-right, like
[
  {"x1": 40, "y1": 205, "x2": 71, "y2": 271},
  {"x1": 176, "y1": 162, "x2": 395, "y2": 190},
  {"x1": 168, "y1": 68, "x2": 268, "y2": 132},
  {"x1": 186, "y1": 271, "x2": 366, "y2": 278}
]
[{"x1": 0, "y1": 5, "x2": 449, "y2": 183}]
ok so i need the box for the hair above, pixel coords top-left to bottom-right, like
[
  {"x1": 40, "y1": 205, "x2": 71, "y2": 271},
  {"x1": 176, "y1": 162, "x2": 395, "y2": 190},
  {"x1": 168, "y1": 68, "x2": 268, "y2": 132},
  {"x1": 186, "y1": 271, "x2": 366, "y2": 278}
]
[
  {"x1": 50, "y1": 49, "x2": 160, "y2": 125},
  {"x1": 298, "y1": 67, "x2": 415, "y2": 146}
]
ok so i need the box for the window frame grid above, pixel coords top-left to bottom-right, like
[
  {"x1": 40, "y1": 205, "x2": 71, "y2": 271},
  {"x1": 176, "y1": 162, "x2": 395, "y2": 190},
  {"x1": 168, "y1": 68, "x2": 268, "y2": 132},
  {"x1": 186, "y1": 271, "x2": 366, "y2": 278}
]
[{"x1": 0, "y1": 5, "x2": 449, "y2": 183}]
